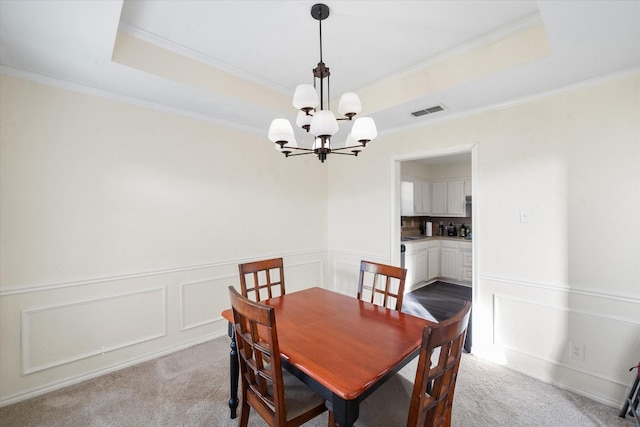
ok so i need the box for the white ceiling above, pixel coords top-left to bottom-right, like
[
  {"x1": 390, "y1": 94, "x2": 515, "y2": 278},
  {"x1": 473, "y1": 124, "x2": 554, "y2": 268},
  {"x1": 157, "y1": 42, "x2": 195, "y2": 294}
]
[{"x1": 1, "y1": 1, "x2": 639, "y2": 144}]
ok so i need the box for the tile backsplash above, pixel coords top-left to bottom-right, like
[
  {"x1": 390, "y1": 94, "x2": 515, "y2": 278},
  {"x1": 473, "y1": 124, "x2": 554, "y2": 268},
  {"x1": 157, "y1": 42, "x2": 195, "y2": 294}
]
[{"x1": 401, "y1": 216, "x2": 472, "y2": 237}]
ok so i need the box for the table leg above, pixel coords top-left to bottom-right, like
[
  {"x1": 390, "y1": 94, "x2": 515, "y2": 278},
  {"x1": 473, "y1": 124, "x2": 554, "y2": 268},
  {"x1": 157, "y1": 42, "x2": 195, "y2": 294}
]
[
  {"x1": 227, "y1": 322, "x2": 239, "y2": 419},
  {"x1": 331, "y1": 394, "x2": 359, "y2": 427}
]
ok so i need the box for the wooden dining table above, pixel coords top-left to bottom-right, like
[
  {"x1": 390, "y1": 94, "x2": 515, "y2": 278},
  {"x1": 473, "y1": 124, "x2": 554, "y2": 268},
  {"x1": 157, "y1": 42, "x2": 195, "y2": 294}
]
[{"x1": 221, "y1": 286, "x2": 431, "y2": 427}]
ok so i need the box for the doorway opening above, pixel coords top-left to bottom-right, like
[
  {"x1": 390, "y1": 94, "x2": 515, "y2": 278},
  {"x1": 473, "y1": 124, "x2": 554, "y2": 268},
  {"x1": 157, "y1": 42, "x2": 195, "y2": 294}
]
[{"x1": 391, "y1": 143, "x2": 478, "y2": 352}]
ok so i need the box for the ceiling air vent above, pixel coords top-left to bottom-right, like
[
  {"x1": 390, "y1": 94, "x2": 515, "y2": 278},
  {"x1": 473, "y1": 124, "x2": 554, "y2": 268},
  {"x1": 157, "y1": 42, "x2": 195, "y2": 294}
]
[{"x1": 411, "y1": 105, "x2": 445, "y2": 117}]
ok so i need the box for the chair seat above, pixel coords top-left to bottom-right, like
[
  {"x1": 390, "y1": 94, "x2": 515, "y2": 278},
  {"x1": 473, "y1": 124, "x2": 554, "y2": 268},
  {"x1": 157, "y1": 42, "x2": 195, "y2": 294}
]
[
  {"x1": 355, "y1": 374, "x2": 413, "y2": 426},
  {"x1": 281, "y1": 369, "x2": 326, "y2": 422}
]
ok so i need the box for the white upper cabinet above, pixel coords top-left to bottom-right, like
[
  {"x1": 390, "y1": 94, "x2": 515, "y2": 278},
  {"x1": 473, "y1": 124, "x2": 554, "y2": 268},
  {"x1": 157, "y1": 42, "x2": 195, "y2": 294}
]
[
  {"x1": 431, "y1": 178, "x2": 468, "y2": 217},
  {"x1": 401, "y1": 179, "x2": 415, "y2": 216},
  {"x1": 401, "y1": 158, "x2": 471, "y2": 217},
  {"x1": 431, "y1": 181, "x2": 448, "y2": 215},
  {"x1": 401, "y1": 176, "x2": 431, "y2": 216},
  {"x1": 447, "y1": 179, "x2": 465, "y2": 216},
  {"x1": 419, "y1": 180, "x2": 431, "y2": 215}
]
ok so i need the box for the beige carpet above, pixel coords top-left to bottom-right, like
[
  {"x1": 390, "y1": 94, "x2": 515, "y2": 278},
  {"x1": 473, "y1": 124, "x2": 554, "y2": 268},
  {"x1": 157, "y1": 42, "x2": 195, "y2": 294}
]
[{"x1": 0, "y1": 337, "x2": 633, "y2": 426}]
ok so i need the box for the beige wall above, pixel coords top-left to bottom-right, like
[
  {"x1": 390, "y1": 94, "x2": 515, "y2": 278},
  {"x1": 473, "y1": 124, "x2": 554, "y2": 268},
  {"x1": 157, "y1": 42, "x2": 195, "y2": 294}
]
[
  {"x1": 1, "y1": 71, "x2": 639, "y2": 408},
  {"x1": 327, "y1": 72, "x2": 640, "y2": 407},
  {"x1": 0, "y1": 75, "x2": 328, "y2": 403}
]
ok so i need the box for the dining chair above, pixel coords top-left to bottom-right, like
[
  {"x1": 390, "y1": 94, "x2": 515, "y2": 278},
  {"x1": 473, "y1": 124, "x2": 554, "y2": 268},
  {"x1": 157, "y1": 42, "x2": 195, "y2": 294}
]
[
  {"x1": 228, "y1": 286, "x2": 327, "y2": 427},
  {"x1": 238, "y1": 257, "x2": 286, "y2": 302},
  {"x1": 357, "y1": 260, "x2": 408, "y2": 311},
  {"x1": 328, "y1": 300, "x2": 472, "y2": 427}
]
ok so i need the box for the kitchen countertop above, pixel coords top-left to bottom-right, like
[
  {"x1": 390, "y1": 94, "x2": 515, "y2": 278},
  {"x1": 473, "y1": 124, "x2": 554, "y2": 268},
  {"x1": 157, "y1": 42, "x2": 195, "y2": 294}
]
[{"x1": 401, "y1": 235, "x2": 471, "y2": 243}]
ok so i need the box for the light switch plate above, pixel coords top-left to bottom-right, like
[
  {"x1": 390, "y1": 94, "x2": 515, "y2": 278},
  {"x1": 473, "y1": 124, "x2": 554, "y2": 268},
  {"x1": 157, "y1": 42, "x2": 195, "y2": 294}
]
[{"x1": 520, "y1": 209, "x2": 531, "y2": 223}]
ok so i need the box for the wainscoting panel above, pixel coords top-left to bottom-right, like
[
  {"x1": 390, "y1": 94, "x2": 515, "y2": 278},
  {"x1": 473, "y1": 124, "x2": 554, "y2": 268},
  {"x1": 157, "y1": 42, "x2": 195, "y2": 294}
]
[
  {"x1": 283, "y1": 260, "x2": 324, "y2": 293},
  {"x1": 22, "y1": 288, "x2": 166, "y2": 374},
  {"x1": 178, "y1": 260, "x2": 325, "y2": 333},
  {"x1": 493, "y1": 294, "x2": 569, "y2": 358},
  {"x1": 329, "y1": 251, "x2": 391, "y2": 296},
  {"x1": 478, "y1": 275, "x2": 640, "y2": 407},
  {"x1": 332, "y1": 259, "x2": 360, "y2": 296},
  {"x1": 180, "y1": 275, "x2": 235, "y2": 331},
  {"x1": 1, "y1": 251, "x2": 328, "y2": 406}
]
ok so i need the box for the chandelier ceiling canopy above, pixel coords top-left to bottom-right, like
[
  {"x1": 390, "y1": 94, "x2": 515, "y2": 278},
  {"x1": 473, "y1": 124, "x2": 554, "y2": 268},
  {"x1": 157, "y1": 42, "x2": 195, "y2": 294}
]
[{"x1": 267, "y1": 3, "x2": 377, "y2": 163}]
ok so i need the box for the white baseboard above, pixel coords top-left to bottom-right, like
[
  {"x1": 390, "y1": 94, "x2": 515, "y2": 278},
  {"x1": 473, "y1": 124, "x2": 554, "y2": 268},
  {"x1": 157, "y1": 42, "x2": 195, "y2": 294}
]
[{"x1": 0, "y1": 332, "x2": 227, "y2": 408}]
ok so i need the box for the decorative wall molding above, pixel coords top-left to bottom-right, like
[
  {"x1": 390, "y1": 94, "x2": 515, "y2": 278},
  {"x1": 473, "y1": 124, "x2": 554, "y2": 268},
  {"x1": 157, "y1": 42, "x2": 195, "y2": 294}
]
[
  {"x1": 21, "y1": 288, "x2": 167, "y2": 374},
  {"x1": 0, "y1": 65, "x2": 262, "y2": 136},
  {"x1": 117, "y1": 24, "x2": 287, "y2": 94},
  {"x1": 480, "y1": 273, "x2": 640, "y2": 304},
  {"x1": 498, "y1": 344, "x2": 628, "y2": 408},
  {"x1": 491, "y1": 292, "x2": 636, "y2": 396},
  {"x1": 179, "y1": 274, "x2": 236, "y2": 332},
  {"x1": 385, "y1": 66, "x2": 640, "y2": 137},
  {"x1": 178, "y1": 258, "x2": 326, "y2": 331},
  {"x1": 328, "y1": 248, "x2": 391, "y2": 264},
  {"x1": 493, "y1": 292, "x2": 639, "y2": 326},
  {"x1": 498, "y1": 338, "x2": 630, "y2": 389},
  {"x1": 2, "y1": 332, "x2": 226, "y2": 408},
  {"x1": 0, "y1": 249, "x2": 326, "y2": 296},
  {"x1": 283, "y1": 259, "x2": 326, "y2": 291}
]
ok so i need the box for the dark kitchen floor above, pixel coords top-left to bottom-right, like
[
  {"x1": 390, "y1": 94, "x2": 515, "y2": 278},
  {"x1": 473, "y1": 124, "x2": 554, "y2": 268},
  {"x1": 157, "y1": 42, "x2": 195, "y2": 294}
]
[{"x1": 402, "y1": 281, "x2": 473, "y2": 352}]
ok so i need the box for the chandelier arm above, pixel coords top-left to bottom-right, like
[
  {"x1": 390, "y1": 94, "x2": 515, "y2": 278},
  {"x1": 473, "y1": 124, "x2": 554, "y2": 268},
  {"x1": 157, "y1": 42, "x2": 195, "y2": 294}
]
[
  {"x1": 329, "y1": 151, "x2": 358, "y2": 156},
  {"x1": 283, "y1": 146, "x2": 315, "y2": 153},
  {"x1": 283, "y1": 151, "x2": 314, "y2": 157},
  {"x1": 332, "y1": 144, "x2": 364, "y2": 152}
]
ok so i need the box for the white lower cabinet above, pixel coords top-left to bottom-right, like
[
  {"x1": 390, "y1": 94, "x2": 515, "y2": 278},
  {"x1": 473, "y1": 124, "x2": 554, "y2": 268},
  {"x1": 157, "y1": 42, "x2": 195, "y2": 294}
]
[
  {"x1": 405, "y1": 242, "x2": 427, "y2": 287},
  {"x1": 426, "y1": 241, "x2": 440, "y2": 281},
  {"x1": 439, "y1": 241, "x2": 459, "y2": 280},
  {"x1": 405, "y1": 239, "x2": 471, "y2": 288},
  {"x1": 460, "y1": 242, "x2": 472, "y2": 284}
]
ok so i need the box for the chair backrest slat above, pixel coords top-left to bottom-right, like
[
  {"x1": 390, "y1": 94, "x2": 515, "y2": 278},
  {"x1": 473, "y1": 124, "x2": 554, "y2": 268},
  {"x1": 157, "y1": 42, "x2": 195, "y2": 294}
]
[
  {"x1": 357, "y1": 260, "x2": 407, "y2": 311},
  {"x1": 239, "y1": 258, "x2": 286, "y2": 302}
]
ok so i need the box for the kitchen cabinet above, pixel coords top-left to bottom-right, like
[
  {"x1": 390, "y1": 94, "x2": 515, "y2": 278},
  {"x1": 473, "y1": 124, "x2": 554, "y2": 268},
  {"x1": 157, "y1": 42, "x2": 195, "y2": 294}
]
[
  {"x1": 401, "y1": 176, "x2": 431, "y2": 216},
  {"x1": 440, "y1": 240, "x2": 459, "y2": 280},
  {"x1": 415, "y1": 247, "x2": 427, "y2": 284},
  {"x1": 460, "y1": 242, "x2": 472, "y2": 284},
  {"x1": 447, "y1": 179, "x2": 465, "y2": 215},
  {"x1": 431, "y1": 181, "x2": 448, "y2": 215},
  {"x1": 404, "y1": 241, "x2": 427, "y2": 287},
  {"x1": 426, "y1": 240, "x2": 440, "y2": 281},
  {"x1": 404, "y1": 238, "x2": 471, "y2": 288},
  {"x1": 401, "y1": 180, "x2": 415, "y2": 216},
  {"x1": 418, "y1": 180, "x2": 431, "y2": 215},
  {"x1": 431, "y1": 178, "x2": 468, "y2": 217}
]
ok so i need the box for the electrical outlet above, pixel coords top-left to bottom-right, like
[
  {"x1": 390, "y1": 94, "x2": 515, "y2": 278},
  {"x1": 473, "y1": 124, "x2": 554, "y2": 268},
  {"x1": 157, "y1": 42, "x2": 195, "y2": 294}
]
[{"x1": 570, "y1": 342, "x2": 585, "y2": 360}]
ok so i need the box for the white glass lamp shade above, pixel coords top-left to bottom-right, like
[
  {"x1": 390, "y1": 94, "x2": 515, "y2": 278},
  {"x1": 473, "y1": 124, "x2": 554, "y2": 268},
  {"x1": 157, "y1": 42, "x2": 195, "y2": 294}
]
[
  {"x1": 293, "y1": 84, "x2": 319, "y2": 111},
  {"x1": 351, "y1": 117, "x2": 377, "y2": 142},
  {"x1": 344, "y1": 132, "x2": 363, "y2": 149},
  {"x1": 296, "y1": 110, "x2": 313, "y2": 129},
  {"x1": 310, "y1": 110, "x2": 339, "y2": 137},
  {"x1": 268, "y1": 119, "x2": 295, "y2": 143},
  {"x1": 338, "y1": 92, "x2": 362, "y2": 116}
]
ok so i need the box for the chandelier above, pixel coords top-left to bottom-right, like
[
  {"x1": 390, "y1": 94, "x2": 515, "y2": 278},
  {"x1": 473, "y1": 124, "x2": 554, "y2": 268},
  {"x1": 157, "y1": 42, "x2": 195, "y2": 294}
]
[{"x1": 267, "y1": 3, "x2": 377, "y2": 163}]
